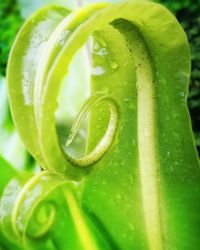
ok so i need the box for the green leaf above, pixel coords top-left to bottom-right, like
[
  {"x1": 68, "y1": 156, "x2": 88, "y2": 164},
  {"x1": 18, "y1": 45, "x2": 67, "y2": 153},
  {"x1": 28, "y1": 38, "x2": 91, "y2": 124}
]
[
  {"x1": 6, "y1": 1, "x2": 200, "y2": 249},
  {"x1": 0, "y1": 78, "x2": 32, "y2": 171}
]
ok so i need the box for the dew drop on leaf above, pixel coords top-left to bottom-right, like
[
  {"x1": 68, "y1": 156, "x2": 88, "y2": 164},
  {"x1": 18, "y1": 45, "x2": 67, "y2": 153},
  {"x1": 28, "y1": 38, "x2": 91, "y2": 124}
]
[{"x1": 110, "y1": 61, "x2": 118, "y2": 70}]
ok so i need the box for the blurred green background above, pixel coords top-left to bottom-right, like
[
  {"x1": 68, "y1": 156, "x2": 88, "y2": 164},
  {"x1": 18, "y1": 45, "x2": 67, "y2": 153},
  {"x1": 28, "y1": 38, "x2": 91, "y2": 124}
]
[{"x1": 0, "y1": 0, "x2": 199, "y2": 173}]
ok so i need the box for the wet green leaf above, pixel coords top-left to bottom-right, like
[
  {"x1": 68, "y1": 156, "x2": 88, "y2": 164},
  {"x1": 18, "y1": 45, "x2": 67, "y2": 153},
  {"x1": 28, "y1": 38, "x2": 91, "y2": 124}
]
[{"x1": 3, "y1": 1, "x2": 200, "y2": 249}]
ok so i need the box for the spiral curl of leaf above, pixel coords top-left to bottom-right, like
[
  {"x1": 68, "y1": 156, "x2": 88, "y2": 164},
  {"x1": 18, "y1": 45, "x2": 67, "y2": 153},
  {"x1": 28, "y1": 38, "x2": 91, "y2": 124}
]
[{"x1": 1, "y1": 1, "x2": 198, "y2": 250}]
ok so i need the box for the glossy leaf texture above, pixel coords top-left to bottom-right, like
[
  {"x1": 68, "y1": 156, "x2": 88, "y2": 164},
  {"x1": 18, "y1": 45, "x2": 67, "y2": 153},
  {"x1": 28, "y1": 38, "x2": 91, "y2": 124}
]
[{"x1": 2, "y1": 0, "x2": 200, "y2": 249}]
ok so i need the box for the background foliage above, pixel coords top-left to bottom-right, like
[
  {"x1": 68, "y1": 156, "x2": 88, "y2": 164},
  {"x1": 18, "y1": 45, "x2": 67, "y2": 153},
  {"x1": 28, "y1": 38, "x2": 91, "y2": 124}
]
[{"x1": 0, "y1": 0, "x2": 199, "y2": 174}]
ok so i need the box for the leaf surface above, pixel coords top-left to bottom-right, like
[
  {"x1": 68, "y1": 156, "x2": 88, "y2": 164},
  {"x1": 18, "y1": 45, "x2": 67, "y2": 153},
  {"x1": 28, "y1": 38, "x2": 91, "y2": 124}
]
[{"x1": 5, "y1": 1, "x2": 200, "y2": 249}]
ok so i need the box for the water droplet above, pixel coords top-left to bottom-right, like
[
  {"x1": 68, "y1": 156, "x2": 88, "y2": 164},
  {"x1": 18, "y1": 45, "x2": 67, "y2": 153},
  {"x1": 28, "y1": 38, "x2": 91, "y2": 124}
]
[
  {"x1": 91, "y1": 66, "x2": 105, "y2": 76},
  {"x1": 124, "y1": 98, "x2": 130, "y2": 102},
  {"x1": 167, "y1": 151, "x2": 171, "y2": 157},
  {"x1": 116, "y1": 193, "x2": 122, "y2": 200},
  {"x1": 180, "y1": 91, "x2": 185, "y2": 97},
  {"x1": 93, "y1": 44, "x2": 108, "y2": 56},
  {"x1": 110, "y1": 61, "x2": 118, "y2": 70},
  {"x1": 132, "y1": 139, "x2": 136, "y2": 145},
  {"x1": 174, "y1": 161, "x2": 178, "y2": 166}
]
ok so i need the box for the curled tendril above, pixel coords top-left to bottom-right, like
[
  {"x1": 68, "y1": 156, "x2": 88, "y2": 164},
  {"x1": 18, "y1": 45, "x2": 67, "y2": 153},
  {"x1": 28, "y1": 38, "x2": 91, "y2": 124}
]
[
  {"x1": 0, "y1": 171, "x2": 102, "y2": 249},
  {"x1": 65, "y1": 92, "x2": 119, "y2": 167},
  {"x1": 3, "y1": 3, "x2": 122, "y2": 247},
  {"x1": 0, "y1": 171, "x2": 81, "y2": 247},
  {"x1": 11, "y1": 172, "x2": 66, "y2": 237},
  {"x1": 0, "y1": 175, "x2": 30, "y2": 245},
  {"x1": 26, "y1": 201, "x2": 56, "y2": 239}
]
